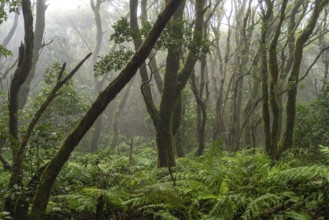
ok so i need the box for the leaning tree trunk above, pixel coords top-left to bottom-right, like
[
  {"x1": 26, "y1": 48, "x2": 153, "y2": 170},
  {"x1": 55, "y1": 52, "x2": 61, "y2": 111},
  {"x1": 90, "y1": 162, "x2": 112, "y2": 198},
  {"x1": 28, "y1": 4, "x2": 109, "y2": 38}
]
[{"x1": 29, "y1": 2, "x2": 183, "y2": 219}]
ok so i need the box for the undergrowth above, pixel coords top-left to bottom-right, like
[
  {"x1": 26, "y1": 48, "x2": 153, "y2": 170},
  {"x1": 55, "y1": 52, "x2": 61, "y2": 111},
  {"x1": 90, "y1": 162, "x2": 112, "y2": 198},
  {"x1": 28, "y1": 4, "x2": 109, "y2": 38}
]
[{"x1": 1, "y1": 144, "x2": 329, "y2": 219}]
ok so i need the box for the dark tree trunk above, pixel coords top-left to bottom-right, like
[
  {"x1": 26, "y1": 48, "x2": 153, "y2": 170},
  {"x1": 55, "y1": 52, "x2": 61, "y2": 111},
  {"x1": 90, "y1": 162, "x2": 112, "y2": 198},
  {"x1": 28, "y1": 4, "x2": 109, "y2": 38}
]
[
  {"x1": 268, "y1": 0, "x2": 288, "y2": 158},
  {"x1": 19, "y1": 0, "x2": 47, "y2": 109},
  {"x1": 4, "y1": 0, "x2": 34, "y2": 215},
  {"x1": 259, "y1": 1, "x2": 272, "y2": 156}
]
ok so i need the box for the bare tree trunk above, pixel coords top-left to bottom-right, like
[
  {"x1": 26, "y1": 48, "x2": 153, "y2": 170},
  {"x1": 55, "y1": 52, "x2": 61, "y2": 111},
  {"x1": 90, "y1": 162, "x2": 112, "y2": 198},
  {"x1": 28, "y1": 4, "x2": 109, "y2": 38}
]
[
  {"x1": 320, "y1": 9, "x2": 329, "y2": 92},
  {"x1": 89, "y1": 0, "x2": 104, "y2": 152},
  {"x1": 268, "y1": 0, "x2": 288, "y2": 158},
  {"x1": 259, "y1": 1, "x2": 272, "y2": 156},
  {"x1": 2, "y1": 11, "x2": 19, "y2": 48},
  {"x1": 191, "y1": 60, "x2": 209, "y2": 156},
  {"x1": 4, "y1": 0, "x2": 34, "y2": 215},
  {"x1": 19, "y1": 0, "x2": 47, "y2": 109},
  {"x1": 213, "y1": 8, "x2": 232, "y2": 143},
  {"x1": 29, "y1": 2, "x2": 183, "y2": 218},
  {"x1": 277, "y1": 0, "x2": 304, "y2": 139}
]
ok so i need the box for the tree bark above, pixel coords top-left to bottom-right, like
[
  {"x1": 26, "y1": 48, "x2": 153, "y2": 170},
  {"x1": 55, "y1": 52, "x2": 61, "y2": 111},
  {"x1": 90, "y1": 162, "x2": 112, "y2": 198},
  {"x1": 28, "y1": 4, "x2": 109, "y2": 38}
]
[
  {"x1": 19, "y1": 0, "x2": 47, "y2": 109},
  {"x1": 268, "y1": 0, "x2": 288, "y2": 158},
  {"x1": 191, "y1": 72, "x2": 208, "y2": 156},
  {"x1": 259, "y1": 0, "x2": 272, "y2": 156},
  {"x1": 4, "y1": 0, "x2": 34, "y2": 215},
  {"x1": 29, "y1": 1, "x2": 183, "y2": 219}
]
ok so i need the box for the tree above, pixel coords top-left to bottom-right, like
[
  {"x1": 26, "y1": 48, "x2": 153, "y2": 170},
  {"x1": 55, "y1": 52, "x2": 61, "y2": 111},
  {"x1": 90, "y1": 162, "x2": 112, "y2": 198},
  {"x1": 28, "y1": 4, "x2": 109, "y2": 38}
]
[
  {"x1": 278, "y1": 0, "x2": 329, "y2": 157},
  {"x1": 29, "y1": 1, "x2": 184, "y2": 218},
  {"x1": 3, "y1": 0, "x2": 34, "y2": 215},
  {"x1": 19, "y1": 0, "x2": 47, "y2": 109},
  {"x1": 89, "y1": 0, "x2": 105, "y2": 152}
]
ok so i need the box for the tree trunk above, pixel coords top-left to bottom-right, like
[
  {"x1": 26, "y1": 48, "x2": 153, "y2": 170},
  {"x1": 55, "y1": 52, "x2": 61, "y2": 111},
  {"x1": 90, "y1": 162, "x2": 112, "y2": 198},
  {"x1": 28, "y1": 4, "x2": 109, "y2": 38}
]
[
  {"x1": 277, "y1": 0, "x2": 303, "y2": 140},
  {"x1": 29, "y1": 2, "x2": 183, "y2": 218},
  {"x1": 259, "y1": 1, "x2": 272, "y2": 156},
  {"x1": 19, "y1": 0, "x2": 47, "y2": 109},
  {"x1": 4, "y1": 0, "x2": 34, "y2": 215},
  {"x1": 2, "y1": 11, "x2": 19, "y2": 48},
  {"x1": 213, "y1": 8, "x2": 233, "y2": 142},
  {"x1": 268, "y1": 0, "x2": 288, "y2": 158},
  {"x1": 89, "y1": 0, "x2": 105, "y2": 152},
  {"x1": 191, "y1": 69, "x2": 208, "y2": 156},
  {"x1": 278, "y1": 0, "x2": 328, "y2": 157}
]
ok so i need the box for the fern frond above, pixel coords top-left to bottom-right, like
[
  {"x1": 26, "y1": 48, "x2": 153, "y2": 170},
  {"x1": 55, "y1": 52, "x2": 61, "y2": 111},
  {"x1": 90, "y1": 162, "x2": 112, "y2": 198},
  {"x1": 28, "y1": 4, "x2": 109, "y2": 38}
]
[
  {"x1": 283, "y1": 211, "x2": 312, "y2": 220},
  {"x1": 241, "y1": 193, "x2": 281, "y2": 220},
  {"x1": 266, "y1": 165, "x2": 329, "y2": 184}
]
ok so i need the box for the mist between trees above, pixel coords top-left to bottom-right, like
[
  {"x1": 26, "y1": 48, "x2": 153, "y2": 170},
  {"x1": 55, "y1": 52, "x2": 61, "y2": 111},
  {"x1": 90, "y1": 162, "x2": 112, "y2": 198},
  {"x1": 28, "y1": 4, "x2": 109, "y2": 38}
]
[{"x1": 1, "y1": 0, "x2": 329, "y2": 219}]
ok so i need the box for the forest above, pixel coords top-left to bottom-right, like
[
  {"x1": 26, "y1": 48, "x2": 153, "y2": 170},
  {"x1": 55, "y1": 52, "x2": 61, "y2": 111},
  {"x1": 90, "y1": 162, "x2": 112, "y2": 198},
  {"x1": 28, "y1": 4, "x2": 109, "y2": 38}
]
[{"x1": 1, "y1": 0, "x2": 329, "y2": 219}]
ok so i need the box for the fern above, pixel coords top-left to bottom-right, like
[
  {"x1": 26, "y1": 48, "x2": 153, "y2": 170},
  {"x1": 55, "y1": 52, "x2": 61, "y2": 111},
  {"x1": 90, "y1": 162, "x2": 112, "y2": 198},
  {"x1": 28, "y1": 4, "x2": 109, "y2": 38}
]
[
  {"x1": 266, "y1": 165, "x2": 329, "y2": 184},
  {"x1": 208, "y1": 194, "x2": 250, "y2": 218},
  {"x1": 241, "y1": 193, "x2": 281, "y2": 219},
  {"x1": 283, "y1": 211, "x2": 312, "y2": 220}
]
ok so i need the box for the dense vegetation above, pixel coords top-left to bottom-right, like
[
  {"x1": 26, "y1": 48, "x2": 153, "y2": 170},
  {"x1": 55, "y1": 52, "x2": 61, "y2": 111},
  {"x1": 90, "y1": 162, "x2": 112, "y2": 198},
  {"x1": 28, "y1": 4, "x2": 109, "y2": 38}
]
[{"x1": 3, "y1": 143, "x2": 329, "y2": 219}]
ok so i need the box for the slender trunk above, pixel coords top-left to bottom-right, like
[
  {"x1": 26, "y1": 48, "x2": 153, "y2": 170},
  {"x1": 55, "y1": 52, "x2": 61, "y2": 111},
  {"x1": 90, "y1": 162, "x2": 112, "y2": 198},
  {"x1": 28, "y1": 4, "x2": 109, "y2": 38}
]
[
  {"x1": 214, "y1": 8, "x2": 233, "y2": 142},
  {"x1": 191, "y1": 61, "x2": 208, "y2": 156},
  {"x1": 89, "y1": 0, "x2": 105, "y2": 151},
  {"x1": 2, "y1": 12, "x2": 19, "y2": 48},
  {"x1": 268, "y1": 0, "x2": 288, "y2": 158},
  {"x1": 130, "y1": 0, "x2": 159, "y2": 124},
  {"x1": 259, "y1": 1, "x2": 272, "y2": 155},
  {"x1": 111, "y1": 80, "x2": 133, "y2": 148},
  {"x1": 277, "y1": 0, "x2": 303, "y2": 139},
  {"x1": 19, "y1": 0, "x2": 46, "y2": 109},
  {"x1": 4, "y1": 0, "x2": 34, "y2": 215}
]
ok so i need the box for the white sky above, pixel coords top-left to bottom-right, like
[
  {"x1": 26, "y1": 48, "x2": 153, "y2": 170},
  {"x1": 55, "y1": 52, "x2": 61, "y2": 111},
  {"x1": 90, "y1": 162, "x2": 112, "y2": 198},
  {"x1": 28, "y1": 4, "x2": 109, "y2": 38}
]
[{"x1": 47, "y1": 0, "x2": 86, "y2": 11}]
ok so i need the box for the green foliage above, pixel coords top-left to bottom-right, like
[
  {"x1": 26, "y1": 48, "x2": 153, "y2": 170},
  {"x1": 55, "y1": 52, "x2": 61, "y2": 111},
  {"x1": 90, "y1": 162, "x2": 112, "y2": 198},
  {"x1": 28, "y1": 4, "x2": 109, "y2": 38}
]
[
  {"x1": 94, "y1": 18, "x2": 134, "y2": 76},
  {"x1": 295, "y1": 85, "x2": 329, "y2": 150},
  {"x1": 0, "y1": 45, "x2": 12, "y2": 57},
  {"x1": 94, "y1": 48, "x2": 134, "y2": 76},
  {"x1": 94, "y1": 17, "x2": 211, "y2": 76},
  {"x1": 2, "y1": 139, "x2": 328, "y2": 219},
  {"x1": 43, "y1": 146, "x2": 329, "y2": 219},
  {"x1": 0, "y1": 0, "x2": 20, "y2": 24},
  {"x1": 110, "y1": 18, "x2": 132, "y2": 44}
]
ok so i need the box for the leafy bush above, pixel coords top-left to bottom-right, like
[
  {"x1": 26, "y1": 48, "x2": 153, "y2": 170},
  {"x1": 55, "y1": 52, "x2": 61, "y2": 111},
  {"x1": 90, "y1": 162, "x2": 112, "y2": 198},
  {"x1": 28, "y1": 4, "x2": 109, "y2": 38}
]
[{"x1": 295, "y1": 85, "x2": 329, "y2": 150}]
